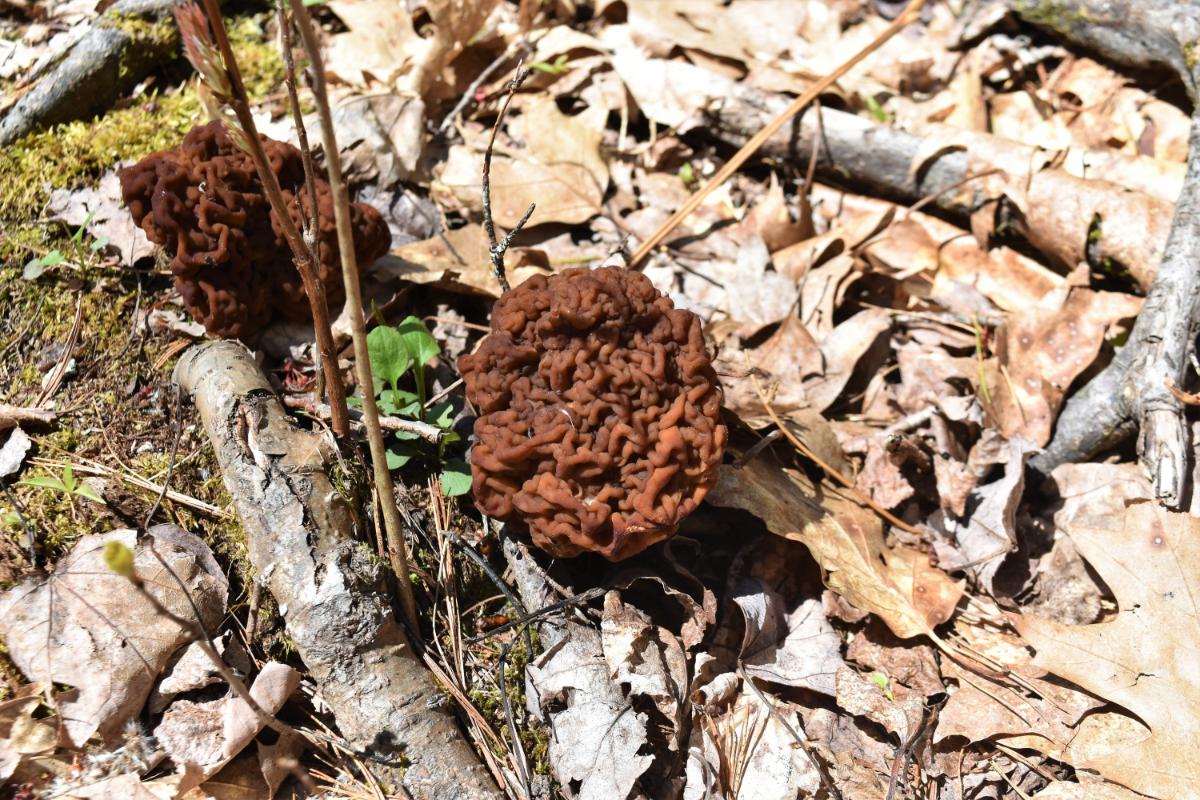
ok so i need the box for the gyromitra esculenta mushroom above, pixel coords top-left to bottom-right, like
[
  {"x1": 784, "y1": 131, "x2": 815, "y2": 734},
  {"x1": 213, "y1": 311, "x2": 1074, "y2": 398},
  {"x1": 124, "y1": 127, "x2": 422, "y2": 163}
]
[
  {"x1": 119, "y1": 120, "x2": 390, "y2": 339},
  {"x1": 459, "y1": 267, "x2": 727, "y2": 560}
]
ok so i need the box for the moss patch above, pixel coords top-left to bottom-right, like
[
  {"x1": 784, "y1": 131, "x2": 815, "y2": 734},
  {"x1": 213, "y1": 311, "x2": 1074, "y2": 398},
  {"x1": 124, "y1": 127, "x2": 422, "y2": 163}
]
[{"x1": 0, "y1": 15, "x2": 283, "y2": 224}]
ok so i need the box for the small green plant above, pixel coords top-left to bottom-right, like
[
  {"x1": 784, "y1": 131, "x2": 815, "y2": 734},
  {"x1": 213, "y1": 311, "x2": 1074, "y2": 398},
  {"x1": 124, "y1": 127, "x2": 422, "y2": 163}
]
[
  {"x1": 19, "y1": 464, "x2": 104, "y2": 504},
  {"x1": 364, "y1": 316, "x2": 471, "y2": 496},
  {"x1": 863, "y1": 94, "x2": 892, "y2": 123},
  {"x1": 22, "y1": 212, "x2": 109, "y2": 280},
  {"x1": 529, "y1": 54, "x2": 570, "y2": 75},
  {"x1": 678, "y1": 161, "x2": 698, "y2": 189},
  {"x1": 870, "y1": 671, "x2": 895, "y2": 702}
]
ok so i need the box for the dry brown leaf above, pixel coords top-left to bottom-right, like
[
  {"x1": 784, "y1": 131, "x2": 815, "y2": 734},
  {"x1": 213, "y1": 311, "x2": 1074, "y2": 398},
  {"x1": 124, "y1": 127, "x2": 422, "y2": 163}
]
[
  {"x1": 0, "y1": 685, "x2": 56, "y2": 783},
  {"x1": 707, "y1": 459, "x2": 963, "y2": 640},
  {"x1": 733, "y1": 577, "x2": 843, "y2": 696},
  {"x1": 0, "y1": 526, "x2": 227, "y2": 747},
  {"x1": 835, "y1": 664, "x2": 924, "y2": 742},
  {"x1": 373, "y1": 224, "x2": 551, "y2": 297},
  {"x1": 1033, "y1": 782, "x2": 1151, "y2": 800},
  {"x1": 611, "y1": 50, "x2": 741, "y2": 134},
  {"x1": 846, "y1": 626, "x2": 943, "y2": 697},
  {"x1": 988, "y1": 288, "x2": 1140, "y2": 446},
  {"x1": 804, "y1": 308, "x2": 892, "y2": 413},
  {"x1": 325, "y1": 0, "x2": 498, "y2": 94},
  {"x1": 1013, "y1": 503, "x2": 1200, "y2": 799},
  {"x1": 434, "y1": 97, "x2": 608, "y2": 229},
  {"x1": 155, "y1": 662, "x2": 300, "y2": 794}
]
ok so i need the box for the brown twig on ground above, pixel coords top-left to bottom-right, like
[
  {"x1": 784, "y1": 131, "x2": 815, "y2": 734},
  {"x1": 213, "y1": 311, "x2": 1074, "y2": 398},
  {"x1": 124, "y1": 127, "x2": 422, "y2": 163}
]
[
  {"x1": 185, "y1": 0, "x2": 350, "y2": 437},
  {"x1": 1010, "y1": 0, "x2": 1200, "y2": 505},
  {"x1": 282, "y1": 394, "x2": 445, "y2": 444},
  {"x1": 627, "y1": 0, "x2": 928, "y2": 267},
  {"x1": 482, "y1": 67, "x2": 536, "y2": 294},
  {"x1": 0, "y1": 404, "x2": 56, "y2": 430},
  {"x1": 283, "y1": 0, "x2": 420, "y2": 636}
]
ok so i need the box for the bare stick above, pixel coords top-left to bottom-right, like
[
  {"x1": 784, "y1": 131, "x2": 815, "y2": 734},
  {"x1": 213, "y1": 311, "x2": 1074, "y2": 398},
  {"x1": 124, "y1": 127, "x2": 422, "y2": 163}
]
[
  {"x1": 185, "y1": 0, "x2": 350, "y2": 437},
  {"x1": 627, "y1": 0, "x2": 928, "y2": 267},
  {"x1": 482, "y1": 67, "x2": 535, "y2": 294},
  {"x1": 276, "y1": 9, "x2": 320, "y2": 249},
  {"x1": 285, "y1": 0, "x2": 419, "y2": 635}
]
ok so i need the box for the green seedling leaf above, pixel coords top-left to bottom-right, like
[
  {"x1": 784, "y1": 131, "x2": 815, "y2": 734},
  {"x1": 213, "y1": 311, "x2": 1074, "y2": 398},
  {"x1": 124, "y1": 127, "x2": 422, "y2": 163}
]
[
  {"x1": 529, "y1": 54, "x2": 570, "y2": 75},
  {"x1": 367, "y1": 325, "x2": 412, "y2": 392},
  {"x1": 870, "y1": 672, "x2": 895, "y2": 702},
  {"x1": 71, "y1": 211, "x2": 96, "y2": 243},
  {"x1": 396, "y1": 316, "x2": 440, "y2": 367},
  {"x1": 386, "y1": 440, "x2": 422, "y2": 470},
  {"x1": 19, "y1": 475, "x2": 69, "y2": 493},
  {"x1": 103, "y1": 540, "x2": 135, "y2": 577},
  {"x1": 380, "y1": 389, "x2": 421, "y2": 418},
  {"x1": 428, "y1": 401, "x2": 456, "y2": 430},
  {"x1": 440, "y1": 461, "x2": 472, "y2": 497},
  {"x1": 23, "y1": 250, "x2": 64, "y2": 280},
  {"x1": 678, "y1": 162, "x2": 696, "y2": 187},
  {"x1": 864, "y1": 95, "x2": 891, "y2": 123},
  {"x1": 1, "y1": 510, "x2": 21, "y2": 528},
  {"x1": 73, "y1": 482, "x2": 104, "y2": 504},
  {"x1": 89, "y1": 237, "x2": 109, "y2": 252}
]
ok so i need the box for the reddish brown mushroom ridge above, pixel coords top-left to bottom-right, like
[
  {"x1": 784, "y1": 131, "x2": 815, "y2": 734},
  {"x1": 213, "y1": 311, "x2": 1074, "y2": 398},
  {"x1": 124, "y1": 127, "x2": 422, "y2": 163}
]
[
  {"x1": 459, "y1": 267, "x2": 727, "y2": 560},
  {"x1": 119, "y1": 120, "x2": 390, "y2": 339}
]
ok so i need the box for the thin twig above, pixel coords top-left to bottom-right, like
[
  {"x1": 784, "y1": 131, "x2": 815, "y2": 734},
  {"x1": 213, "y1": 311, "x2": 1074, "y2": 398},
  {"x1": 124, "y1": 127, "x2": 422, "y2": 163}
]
[
  {"x1": 285, "y1": 0, "x2": 420, "y2": 636},
  {"x1": 628, "y1": 0, "x2": 929, "y2": 267},
  {"x1": 282, "y1": 394, "x2": 445, "y2": 443},
  {"x1": 437, "y1": 41, "x2": 530, "y2": 135},
  {"x1": 482, "y1": 67, "x2": 535, "y2": 294},
  {"x1": 143, "y1": 387, "x2": 183, "y2": 529},
  {"x1": 189, "y1": 0, "x2": 350, "y2": 437},
  {"x1": 747, "y1": 368, "x2": 925, "y2": 536}
]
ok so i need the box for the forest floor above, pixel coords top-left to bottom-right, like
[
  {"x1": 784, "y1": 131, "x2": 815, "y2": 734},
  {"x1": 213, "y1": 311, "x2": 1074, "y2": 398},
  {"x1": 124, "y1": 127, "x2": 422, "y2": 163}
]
[{"x1": 1, "y1": 1, "x2": 1197, "y2": 799}]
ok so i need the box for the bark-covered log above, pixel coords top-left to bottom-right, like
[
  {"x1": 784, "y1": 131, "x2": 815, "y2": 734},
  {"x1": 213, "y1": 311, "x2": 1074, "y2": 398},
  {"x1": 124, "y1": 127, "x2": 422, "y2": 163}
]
[
  {"x1": 1002, "y1": 0, "x2": 1200, "y2": 103},
  {"x1": 709, "y1": 97, "x2": 1172, "y2": 291},
  {"x1": 175, "y1": 341, "x2": 500, "y2": 800},
  {"x1": 0, "y1": 0, "x2": 183, "y2": 146}
]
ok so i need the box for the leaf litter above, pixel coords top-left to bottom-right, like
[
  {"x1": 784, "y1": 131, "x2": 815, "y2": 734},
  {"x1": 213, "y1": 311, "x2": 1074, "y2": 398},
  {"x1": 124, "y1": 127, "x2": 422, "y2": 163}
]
[{"x1": 2, "y1": 0, "x2": 1199, "y2": 797}]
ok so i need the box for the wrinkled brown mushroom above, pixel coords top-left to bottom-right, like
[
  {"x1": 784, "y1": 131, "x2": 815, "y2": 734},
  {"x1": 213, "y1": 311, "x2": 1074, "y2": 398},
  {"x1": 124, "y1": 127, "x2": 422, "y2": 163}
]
[
  {"x1": 119, "y1": 120, "x2": 390, "y2": 339},
  {"x1": 459, "y1": 267, "x2": 727, "y2": 560}
]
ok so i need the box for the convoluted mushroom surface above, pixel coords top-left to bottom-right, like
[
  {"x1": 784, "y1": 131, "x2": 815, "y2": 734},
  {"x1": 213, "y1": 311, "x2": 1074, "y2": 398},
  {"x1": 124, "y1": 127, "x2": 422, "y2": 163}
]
[
  {"x1": 119, "y1": 120, "x2": 390, "y2": 338},
  {"x1": 460, "y1": 267, "x2": 727, "y2": 560}
]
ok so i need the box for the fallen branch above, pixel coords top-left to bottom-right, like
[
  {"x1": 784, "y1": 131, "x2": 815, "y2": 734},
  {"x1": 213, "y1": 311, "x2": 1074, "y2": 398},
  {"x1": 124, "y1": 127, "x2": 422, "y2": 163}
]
[
  {"x1": 0, "y1": 0, "x2": 187, "y2": 145},
  {"x1": 282, "y1": 394, "x2": 445, "y2": 444},
  {"x1": 708, "y1": 98, "x2": 1172, "y2": 291},
  {"x1": 175, "y1": 341, "x2": 500, "y2": 799},
  {"x1": 999, "y1": 0, "x2": 1200, "y2": 504}
]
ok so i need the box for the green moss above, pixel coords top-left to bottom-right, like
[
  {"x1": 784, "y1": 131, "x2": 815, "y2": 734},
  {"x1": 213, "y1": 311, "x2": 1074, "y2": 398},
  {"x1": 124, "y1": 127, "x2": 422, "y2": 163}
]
[
  {"x1": 1013, "y1": 0, "x2": 1093, "y2": 34},
  {"x1": 0, "y1": 14, "x2": 283, "y2": 224}
]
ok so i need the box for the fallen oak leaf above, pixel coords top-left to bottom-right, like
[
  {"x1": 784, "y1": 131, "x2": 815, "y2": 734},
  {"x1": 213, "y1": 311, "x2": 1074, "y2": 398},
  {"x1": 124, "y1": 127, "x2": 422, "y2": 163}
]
[
  {"x1": 707, "y1": 457, "x2": 963, "y2": 641},
  {"x1": 1013, "y1": 502, "x2": 1200, "y2": 800}
]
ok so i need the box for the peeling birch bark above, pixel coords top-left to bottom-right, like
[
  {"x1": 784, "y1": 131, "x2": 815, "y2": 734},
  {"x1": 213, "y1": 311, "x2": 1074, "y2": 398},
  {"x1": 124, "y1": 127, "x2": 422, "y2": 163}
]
[{"x1": 175, "y1": 340, "x2": 500, "y2": 800}]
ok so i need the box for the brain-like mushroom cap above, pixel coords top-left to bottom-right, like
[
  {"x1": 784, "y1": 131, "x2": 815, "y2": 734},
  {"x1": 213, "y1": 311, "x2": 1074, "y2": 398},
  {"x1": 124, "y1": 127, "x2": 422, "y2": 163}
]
[
  {"x1": 119, "y1": 120, "x2": 390, "y2": 339},
  {"x1": 459, "y1": 266, "x2": 727, "y2": 560}
]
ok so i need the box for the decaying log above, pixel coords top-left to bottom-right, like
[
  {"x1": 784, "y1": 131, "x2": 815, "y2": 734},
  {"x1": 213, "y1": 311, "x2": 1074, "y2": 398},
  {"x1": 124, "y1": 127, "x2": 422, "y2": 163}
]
[
  {"x1": 0, "y1": 0, "x2": 183, "y2": 146},
  {"x1": 175, "y1": 340, "x2": 500, "y2": 800},
  {"x1": 709, "y1": 97, "x2": 1173, "y2": 291}
]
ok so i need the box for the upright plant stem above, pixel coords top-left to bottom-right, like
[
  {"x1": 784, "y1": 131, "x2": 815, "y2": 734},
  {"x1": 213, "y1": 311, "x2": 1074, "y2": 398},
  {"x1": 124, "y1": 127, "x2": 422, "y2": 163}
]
[
  {"x1": 197, "y1": 0, "x2": 350, "y2": 437},
  {"x1": 285, "y1": 0, "x2": 420, "y2": 636}
]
